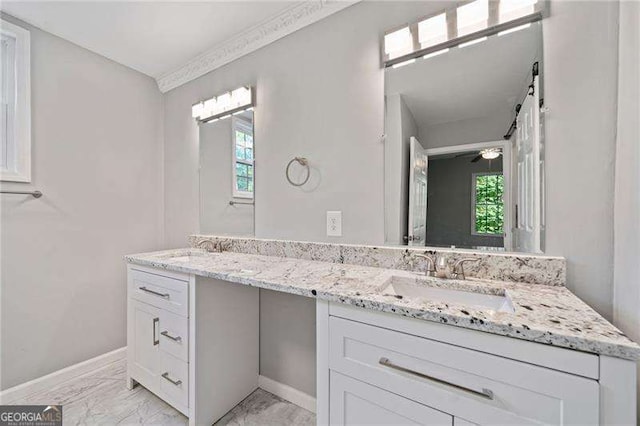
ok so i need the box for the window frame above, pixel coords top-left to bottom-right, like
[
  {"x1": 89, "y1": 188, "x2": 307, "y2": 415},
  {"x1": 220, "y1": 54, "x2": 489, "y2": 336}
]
[
  {"x1": 231, "y1": 115, "x2": 254, "y2": 199},
  {"x1": 1, "y1": 19, "x2": 31, "y2": 183},
  {"x1": 471, "y1": 171, "x2": 505, "y2": 237}
]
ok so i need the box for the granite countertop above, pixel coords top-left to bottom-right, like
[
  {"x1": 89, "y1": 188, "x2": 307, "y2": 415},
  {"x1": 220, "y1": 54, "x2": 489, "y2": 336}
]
[{"x1": 125, "y1": 248, "x2": 640, "y2": 361}]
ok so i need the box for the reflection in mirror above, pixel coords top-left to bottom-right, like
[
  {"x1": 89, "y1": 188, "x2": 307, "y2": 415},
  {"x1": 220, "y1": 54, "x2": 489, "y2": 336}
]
[
  {"x1": 199, "y1": 110, "x2": 255, "y2": 236},
  {"x1": 384, "y1": 21, "x2": 543, "y2": 253}
]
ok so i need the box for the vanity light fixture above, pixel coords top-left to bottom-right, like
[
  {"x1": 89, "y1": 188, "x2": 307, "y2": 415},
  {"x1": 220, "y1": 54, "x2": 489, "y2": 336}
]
[
  {"x1": 392, "y1": 58, "x2": 416, "y2": 69},
  {"x1": 422, "y1": 48, "x2": 449, "y2": 59},
  {"x1": 418, "y1": 13, "x2": 447, "y2": 49},
  {"x1": 457, "y1": 0, "x2": 489, "y2": 37},
  {"x1": 459, "y1": 36, "x2": 488, "y2": 48},
  {"x1": 384, "y1": 26, "x2": 413, "y2": 60},
  {"x1": 382, "y1": 0, "x2": 547, "y2": 68},
  {"x1": 192, "y1": 86, "x2": 254, "y2": 123},
  {"x1": 498, "y1": 23, "x2": 531, "y2": 36}
]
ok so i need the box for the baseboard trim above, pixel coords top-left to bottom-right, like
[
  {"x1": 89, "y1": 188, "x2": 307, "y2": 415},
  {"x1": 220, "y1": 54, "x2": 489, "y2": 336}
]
[
  {"x1": 0, "y1": 347, "x2": 126, "y2": 404},
  {"x1": 258, "y1": 375, "x2": 316, "y2": 413}
]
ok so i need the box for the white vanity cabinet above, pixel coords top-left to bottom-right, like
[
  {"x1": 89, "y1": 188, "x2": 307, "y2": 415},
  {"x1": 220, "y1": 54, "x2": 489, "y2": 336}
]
[
  {"x1": 127, "y1": 267, "x2": 191, "y2": 415},
  {"x1": 126, "y1": 265, "x2": 260, "y2": 425},
  {"x1": 317, "y1": 301, "x2": 637, "y2": 426}
]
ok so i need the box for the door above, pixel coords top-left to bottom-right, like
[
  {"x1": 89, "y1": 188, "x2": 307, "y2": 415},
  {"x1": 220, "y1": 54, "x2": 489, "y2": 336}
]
[
  {"x1": 130, "y1": 299, "x2": 161, "y2": 387},
  {"x1": 408, "y1": 136, "x2": 428, "y2": 246},
  {"x1": 513, "y1": 75, "x2": 541, "y2": 252},
  {"x1": 330, "y1": 371, "x2": 452, "y2": 425}
]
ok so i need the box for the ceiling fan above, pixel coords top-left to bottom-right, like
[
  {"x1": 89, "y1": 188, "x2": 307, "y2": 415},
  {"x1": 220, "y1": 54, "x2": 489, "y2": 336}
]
[{"x1": 455, "y1": 148, "x2": 502, "y2": 163}]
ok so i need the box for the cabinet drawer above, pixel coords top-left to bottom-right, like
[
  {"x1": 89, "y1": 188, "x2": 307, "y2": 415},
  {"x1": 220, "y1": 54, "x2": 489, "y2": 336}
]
[
  {"x1": 129, "y1": 269, "x2": 188, "y2": 317},
  {"x1": 159, "y1": 310, "x2": 189, "y2": 362},
  {"x1": 329, "y1": 317, "x2": 599, "y2": 425},
  {"x1": 160, "y1": 351, "x2": 189, "y2": 410},
  {"x1": 330, "y1": 370, "x2": 452, "y2": 425}
]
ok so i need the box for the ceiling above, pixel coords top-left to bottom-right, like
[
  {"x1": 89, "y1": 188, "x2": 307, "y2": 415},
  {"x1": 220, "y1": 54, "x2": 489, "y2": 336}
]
[
  {"x1": 385, "y1": 22, "x2": 542, "y2": 128},
  {"x1": 1, "y1": 1, "x2": 296, "y2": 78}
]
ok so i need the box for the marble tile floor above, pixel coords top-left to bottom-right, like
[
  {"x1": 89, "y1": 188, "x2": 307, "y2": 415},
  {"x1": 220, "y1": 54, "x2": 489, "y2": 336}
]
[{"x1": 11, "y1": 359, "x2": 315, "y2": 425}]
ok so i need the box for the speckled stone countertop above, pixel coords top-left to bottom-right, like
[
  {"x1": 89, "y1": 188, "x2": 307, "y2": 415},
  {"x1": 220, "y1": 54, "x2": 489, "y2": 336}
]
[{"x1": 125, "y1": 248, "x2": 640, "y2": 360}]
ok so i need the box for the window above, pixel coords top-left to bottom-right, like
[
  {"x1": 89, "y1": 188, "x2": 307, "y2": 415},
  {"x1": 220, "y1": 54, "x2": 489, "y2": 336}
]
[
  {"x1": 232, "y1": 117, "x2": 254, "y2": 198},
  {"x1": 1, "y1": 19, "x2": 30, "y2": 182},
  {"x1": 473, "y1": 173, "x2": 504, "y2": 235}
]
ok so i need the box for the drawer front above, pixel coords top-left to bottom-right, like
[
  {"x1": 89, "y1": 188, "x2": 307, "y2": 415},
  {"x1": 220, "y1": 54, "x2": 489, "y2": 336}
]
[
  {"x1": 330, "y1": 370, "x2": 452, "y2": 426},
  {"x1": 130, "y1": 269, "x2": 188, "y2": 317},
  {"x1": 159, "y1": 351, "x2": 189, "y2": 410},
  {"x1": 329, "y1": 317, "x2": 599, "y2": 425},
  {"x1": 159, "y1": 310, "x2": 189, "y2": 362}
]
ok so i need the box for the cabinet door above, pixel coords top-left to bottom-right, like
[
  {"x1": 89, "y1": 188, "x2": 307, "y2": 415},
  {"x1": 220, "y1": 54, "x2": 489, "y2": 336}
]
[
  {"x1": 129, "y1": 299, "x2": 161, "y2": 388},
  {"x1": 330, "y1": 371, "x2": 452, "y2": 426}
]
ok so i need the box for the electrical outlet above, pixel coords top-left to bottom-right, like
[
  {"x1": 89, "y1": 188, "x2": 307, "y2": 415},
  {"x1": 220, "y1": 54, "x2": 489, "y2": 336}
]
[{"x1": 326, "y1": 211, "x2": 342, "y2": 237}]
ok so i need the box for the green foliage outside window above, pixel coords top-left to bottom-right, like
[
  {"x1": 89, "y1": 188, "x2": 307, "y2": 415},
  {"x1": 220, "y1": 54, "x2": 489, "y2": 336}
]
[
  {"x1": 234, "y1": 125, "x2": 254, "y2": 194},
  {"x1": 474, "y1": 174, "x2": 504, "y2": 235}
]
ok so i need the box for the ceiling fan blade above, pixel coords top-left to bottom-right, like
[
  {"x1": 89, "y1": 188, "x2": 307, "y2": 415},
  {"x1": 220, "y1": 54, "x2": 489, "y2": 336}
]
[
  {"x1": 471, "y1": 154, "x2": 483, "y2": 163},
  {"x1": 455, "y1": 153, "x2": 477, "y2": 158}
]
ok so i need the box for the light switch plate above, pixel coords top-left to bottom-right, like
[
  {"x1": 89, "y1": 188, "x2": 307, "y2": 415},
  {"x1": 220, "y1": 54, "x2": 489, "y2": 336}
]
[{"x1": 326, "y1": 211, "x2": 342, "y2": 237}]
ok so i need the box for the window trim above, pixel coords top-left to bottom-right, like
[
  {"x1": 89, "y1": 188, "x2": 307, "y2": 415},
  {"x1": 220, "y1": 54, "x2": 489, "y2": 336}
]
[
  {"x1": 231, "y1": 116, "x2": 254, "y2": 199},
  {"x1": 471, "y1": 172, "x2": 504, "y2": 237},
  {"x1": 1, "y1": 19, "x2": 31, "y2": 183}
]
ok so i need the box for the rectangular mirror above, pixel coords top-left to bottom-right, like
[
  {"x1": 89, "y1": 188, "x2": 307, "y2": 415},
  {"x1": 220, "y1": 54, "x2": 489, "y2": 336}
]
[
  {"x1": 384, "y1": 21, "x2": 544, "y2": 253},
  {"x1": 199, "y1": 110, "x2": 255, "y2": 236}
]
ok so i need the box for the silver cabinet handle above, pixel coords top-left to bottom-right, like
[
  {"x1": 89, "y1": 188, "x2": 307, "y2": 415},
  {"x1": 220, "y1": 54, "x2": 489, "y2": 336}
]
[
  {"x1": 139, "y1": 286, "x2": 170, "y2": 299},
  {"x1": 161, "y1": 372, "x2": 182, "y2": 386},
  {"x1": 152, "y1": 318, "x2": 159, "y2": 346},
  {"x1": 161, "y1": 331, "x2": 182, "y2": 342},
  {"x1": 379, "y1": 357, "x2": 494, "y2": 400}
]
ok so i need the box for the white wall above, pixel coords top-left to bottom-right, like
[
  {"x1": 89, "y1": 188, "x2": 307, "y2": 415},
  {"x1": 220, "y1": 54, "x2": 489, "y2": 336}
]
[
  {"x1": 0, "y1": 14, "x2": 163, "y2": 390},
  {"x1": 612, "y1": 0, "x2": 640, "y2": 414},
  {"x1": 162, "y1": 0, "x2": 624, "y2": 397}
]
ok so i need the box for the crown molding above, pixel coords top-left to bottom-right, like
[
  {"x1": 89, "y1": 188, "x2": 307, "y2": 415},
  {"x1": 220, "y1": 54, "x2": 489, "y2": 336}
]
[{"x1": 156, "y1": 0, "x2": 358, "y2": 93}]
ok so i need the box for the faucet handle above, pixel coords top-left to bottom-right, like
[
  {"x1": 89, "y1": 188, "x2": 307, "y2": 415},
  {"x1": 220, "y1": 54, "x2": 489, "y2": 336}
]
[
  {"x1": 413, "y1": 254, "x2": 436, "y2": 277},
  {"x1": 451, "y1": 258, "x2": 480, "y2": 280}
]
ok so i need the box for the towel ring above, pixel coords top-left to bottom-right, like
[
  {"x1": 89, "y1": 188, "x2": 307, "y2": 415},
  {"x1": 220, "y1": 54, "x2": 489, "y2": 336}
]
[{"x1": 285, "y1": 157, "x2": 310, "y2": 187}]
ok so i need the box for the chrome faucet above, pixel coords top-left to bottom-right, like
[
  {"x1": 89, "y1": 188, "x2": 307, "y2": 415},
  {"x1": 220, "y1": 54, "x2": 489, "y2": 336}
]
[
  {"x1": 413, "y1": 254, "x2": 436, "y2": 277},
  {"x1": 451, "y1": 258, "x2": 480, "y2": 280}
]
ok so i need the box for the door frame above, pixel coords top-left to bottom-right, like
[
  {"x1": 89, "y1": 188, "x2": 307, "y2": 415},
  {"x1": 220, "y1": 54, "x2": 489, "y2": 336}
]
[{"x1": 425, "y1": 140, "x2": 512, "y2": 251}]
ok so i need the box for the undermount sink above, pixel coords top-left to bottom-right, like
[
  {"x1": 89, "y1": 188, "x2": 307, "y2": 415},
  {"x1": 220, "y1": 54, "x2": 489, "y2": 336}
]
[
  {"x1": 164, "y1": 251, "x2": 211, "y2": 262},
  {"x1": 381, "y1": 276, "x2": 515, "y2": 314}
]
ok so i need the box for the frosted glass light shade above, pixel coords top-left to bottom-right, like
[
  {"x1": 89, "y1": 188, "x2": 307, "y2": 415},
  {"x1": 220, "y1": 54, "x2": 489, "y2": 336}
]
[
  {"x1": 418, "y1": 13, "x2": 447, "y2": 48},
  {"x1": 192, "y1": 86, "x2": 254, "y2": 121},
  {"x1": 457, "y1": 0, "x2": 489, "y2": 37},
  {"x1": 384, "y1": 27, "x2": 412, "y2": 59}
]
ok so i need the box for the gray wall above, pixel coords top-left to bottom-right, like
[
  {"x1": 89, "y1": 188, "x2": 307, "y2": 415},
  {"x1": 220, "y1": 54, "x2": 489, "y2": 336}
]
[
  {"x1": 426, "y1": 156, "x2": 503, "y2": 248},
  {"x1": 384, "y1": 93, "x2": 418, "y2": 245},
  {"x1": 0, "y1": 15, "x2": 163, "y2": 389},
  {"x1": 612, "y1": 0, "x2": 640, "y2": 414},
  {"x1": 162, "y1": 0, "x2": 622, "y2": 398},
  {"x1": 419, "y1": 111, "x2": 512, "y2": 149},
  {"x1": 543, "y1": 0, "x2": 619, "y2": 318},
  {"x1": 199, "y1": 116, "x2": 254, "y2": 236}
]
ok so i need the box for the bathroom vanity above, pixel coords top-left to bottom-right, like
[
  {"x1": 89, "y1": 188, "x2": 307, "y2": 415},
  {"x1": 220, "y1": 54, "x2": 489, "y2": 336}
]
[{"x1": 125, "y1": 237, "x2": 639, "y2": 426}]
